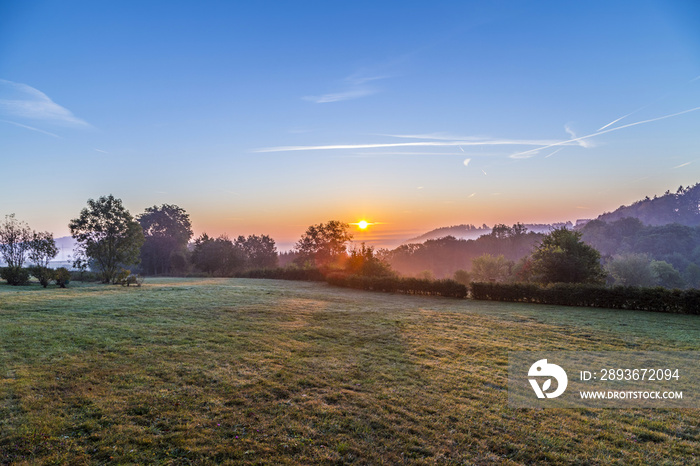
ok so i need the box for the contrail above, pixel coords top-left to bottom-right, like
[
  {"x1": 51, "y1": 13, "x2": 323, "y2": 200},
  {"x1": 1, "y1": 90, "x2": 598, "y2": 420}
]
[
  {"x1": 0, "y1": 119, "x2": 60, "y2": 138},
  {"x1": 510, "y1": 106, "x2": 700, "y2": 159},
  {"x1": 255, "y1": 138, "x2": 574, "y2": 153},
  {"x1": 597, "y1": 112, "x2": 635, "y2": 131},
  {"x1": 544, "y1": 147, "x2": 564, "y2": 158}
]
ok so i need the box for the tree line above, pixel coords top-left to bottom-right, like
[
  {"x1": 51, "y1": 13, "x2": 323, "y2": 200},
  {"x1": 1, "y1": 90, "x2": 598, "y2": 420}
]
[
  {"x1": 0, "y1": 195, "x2": 369, "y2": 286},
  {"x1": 2, "y1": 193, "x2": 699, "y2": 291}
]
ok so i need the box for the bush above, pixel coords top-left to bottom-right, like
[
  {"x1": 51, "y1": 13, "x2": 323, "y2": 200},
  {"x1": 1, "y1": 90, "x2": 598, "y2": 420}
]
[
  {"x1": 121, "y1": 273, "x2": 144, "y2": 287},
  {"x1": 470, "y1": 282, "x2": 699, "y2": 315},
  {"x1": 235, "y1": 267, "x2": 325, "y2": 281},
  {"x1": 1, "y1": 267, "x2": 30, "y2": 286},
  {"x1": 69, "y1": 270, "x2": 99, "y2": 282},
  {"x1": 327, "y1": 273, "x2": 467, "y2": 299},
  {"x1": 55, "y1": 268, "x2": 71, "y2": 288},
  {"x1": 113, "y1": 268, "x2": 131, "y2": 285},
  {"x1": 29, "y1": 266, "x2": 55, "y2": 288}
]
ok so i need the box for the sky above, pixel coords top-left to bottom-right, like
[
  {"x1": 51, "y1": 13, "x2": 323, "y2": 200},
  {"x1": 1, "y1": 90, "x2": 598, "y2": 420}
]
[{"x1": 1, "y1": 0, "x2": 699, "y2": 250}]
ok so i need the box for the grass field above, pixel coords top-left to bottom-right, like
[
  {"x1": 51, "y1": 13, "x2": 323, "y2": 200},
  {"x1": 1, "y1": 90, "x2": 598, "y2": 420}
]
[{"x1": 1, "y1": 278, "x2": 698, "y2": 464}]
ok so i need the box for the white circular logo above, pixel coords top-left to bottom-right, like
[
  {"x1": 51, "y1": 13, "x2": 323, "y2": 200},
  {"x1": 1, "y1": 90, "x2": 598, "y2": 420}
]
[{"x1": 528, "y1": 359, "x2": 568, "y2": 399}]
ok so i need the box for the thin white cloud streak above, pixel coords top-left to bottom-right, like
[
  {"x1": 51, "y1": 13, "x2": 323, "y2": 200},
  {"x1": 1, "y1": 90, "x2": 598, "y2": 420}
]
[
  {"x1": 386, "y1": 132, "x2": 485, "y2": 141},
  {"x1": 0, "y1": 119, "x2": 60, "y2": 138},
  {"x1": 256, "y1": 138, "x2": 576, "y2": 153},
  {"x1": 331, "y1": 151, "x2": 464, "y2": 157},
  {"x1": 0, "y1": 79, "x2": 90, "y2": 127},
  {"x1": 303, "y1": 88, "x2": 376, "y2": 103},
  {"x1": 597, "y1": 112, "x2": 634, "y2": 131},
  {"x1": 303, "y1": 73, "x2": 388, "y2": 103},
  {"x1": 509, "y1": 106, "x2": 700, "y2": 159},
  {"x1": 544, "y1": 147, "x2": 564, "y2": 158},
  {"x1": 673, "y1": 162, "x2": 691, "y2": 169}
]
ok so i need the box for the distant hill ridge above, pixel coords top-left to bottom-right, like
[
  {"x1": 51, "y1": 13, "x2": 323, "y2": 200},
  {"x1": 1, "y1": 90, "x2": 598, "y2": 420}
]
[
  {"x1": 406, "y1": 222, "x2": 573, "y2": 244},
  {"x1": 406, "y1": 183, "x2": 700, "y2": 245},
  {"x1": 596, "y1": 183, "x2": 700, "y2": 226}
]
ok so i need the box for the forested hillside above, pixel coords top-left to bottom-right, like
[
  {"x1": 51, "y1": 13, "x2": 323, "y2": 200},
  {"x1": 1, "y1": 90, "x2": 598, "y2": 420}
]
[
  {"x1": 380, "y1": 224, "x2": 542, "y2": 278},
  {"x1": 597, "y1": 184, "x2": 700, "y2": 226}
]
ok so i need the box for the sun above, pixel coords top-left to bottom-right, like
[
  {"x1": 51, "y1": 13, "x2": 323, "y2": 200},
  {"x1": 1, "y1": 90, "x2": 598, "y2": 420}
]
[{"x1": 358, "y1": 220, "x2": 369, "y2": 230}]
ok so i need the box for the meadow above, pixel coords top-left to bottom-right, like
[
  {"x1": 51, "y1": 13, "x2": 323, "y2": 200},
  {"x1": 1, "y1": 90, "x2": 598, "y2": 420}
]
[{"x1": 0, "y1": 278, "x2": 698, "y2": 464}]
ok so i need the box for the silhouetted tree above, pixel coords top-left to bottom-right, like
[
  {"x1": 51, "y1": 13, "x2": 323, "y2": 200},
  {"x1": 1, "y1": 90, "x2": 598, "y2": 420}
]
[
  {"x1": 605, "y1": 253, "x2": 656, "y2": 287},
  {"x1": 470, "y1": 253, "x2": 513, "y2": 282},
  {"x1": 346, "y1": 243, "x2": 393, "y2": 277},
  {"x1": 137, "y1": 204, "x2": 193, "y2": 275},
  {"x1": 650, "y1": 260, "x2": 685, "y2": 289},
  {"x1": 191, "y1": 234, "x2": 245, "y2": 275},
  {"x1": 0, "y1": 214, "x2": 32, "y2": 269},
  {"x1": 235, "y1": 234, "x2": 278, "y2": 269},
  {"x1": 69, "y1": 195, "x2": 144, "y2": 284},
  {"x1": 28, "y1": 231, "x2": 59, "y2": 287},
  {"x1": 295, "y1": 220, "x2": 352, "y2": 268},
  {"x1": 0, "y1": 214, "x2": 34, "y2": 285},
  {"x1": 531, "y1": 227, "x2": 605, "y2": 284}
]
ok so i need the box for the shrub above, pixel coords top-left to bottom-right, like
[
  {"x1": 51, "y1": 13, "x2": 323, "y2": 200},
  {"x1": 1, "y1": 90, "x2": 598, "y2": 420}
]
[
  {"x1": 236, "y1": 267, "x2": 325, "y2": 281},
  {"x1": 55, "y1": 268, "x2": 71, "y2": 288},
  {"x1": 69, "y1": 269, "x2": 99, "y2": 282},
  {"x1": 1, "y1": 267, "x2": 30, "y2": 286},
  {"x1": 327, "y1": 274, "x2": 467, "y2": 299},
  {"x1": 29, "y1": 266, "x2": 55, "y2": 288},
  {"x1": 113, "y1": 268, "x2": 131, "y2": 285},
  {"x1": 121, "y1": 273, "x2": 144, "y2": 287},
  {"x1": 470, "y1": 282, "x2": 699, "y2": 315}
]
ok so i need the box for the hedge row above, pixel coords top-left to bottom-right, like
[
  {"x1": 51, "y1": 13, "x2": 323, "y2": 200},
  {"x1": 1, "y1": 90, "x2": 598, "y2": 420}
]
[
  {"x1": 326, "y1": 273, "x2": 468, "y2": 298},
  {"x1": 235, "y1": 267, "x2": 326, "y2": 282},
  {"x1": 470, "y1": 282, "x2": 700, "y2": 315}
]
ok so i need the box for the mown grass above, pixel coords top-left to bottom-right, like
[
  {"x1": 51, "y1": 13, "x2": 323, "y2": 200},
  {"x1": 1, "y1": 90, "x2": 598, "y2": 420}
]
[{"x1": 0, "y1": 278, "x2": 698, "y2": 464}]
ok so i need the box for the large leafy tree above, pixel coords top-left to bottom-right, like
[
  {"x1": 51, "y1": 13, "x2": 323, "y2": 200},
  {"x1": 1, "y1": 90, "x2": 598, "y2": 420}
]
[
  {"x1": 294, "y1": 220, "x2": 352, "y2": 268},
  {"x1": 0, "y1": 214, "x2": 32, "y2": 268},
  {"x1": 191, "y1": 233, "x2": 245, "y2": 275},
  {"x1": 28, "y1": 231, "x2": 60, "y2": 287},
  {"x1": 69, "y1": 195, "x2": 145, "y2": 284},
  {"x1": 531, "y1": 227, "x2": 605, "y2": 284},
  {"x1": 0, "y1": 214, "x2": 34, "y2": 285},
  {"x1": 137, "y1": 204, "x2": 193, "y2": 275},
  {"x1": 235, "y1": 234, "x2": 278, "y2": 269},
  {"x1": 470, "y1": 253, "x2": 513, "y2": 283},
  {"x1": 605, "y1": 253, "x2": 656, "y2": 287}
]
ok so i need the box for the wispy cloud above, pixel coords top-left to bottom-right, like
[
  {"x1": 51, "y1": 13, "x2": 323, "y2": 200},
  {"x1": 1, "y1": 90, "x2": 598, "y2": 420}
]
[
  {"x1": 0, "y1": 119, "x2": 60, "y2": 138},
  {"x1": 0, "y1": 79, "x2": 90, "y2": 127},
  {"x1": 509, "y1": 106, "x2": 700, "y2": 159},
  {"x1": 303, "y1": 72, "x2": 389, "y2": 104},
  {"x1": 673, "y1": 162, "x2": 691, "y2": 169},
  {"x1": 255, "y1": 137, "x2": 575, "y2": 153},
  {"x1": 544, "y1": 147, "x2": 564, "y2": 158},
  {"x1": 303, "y1": 88, "x2": 376, "y2": 104},
  {"x1": 564, "y1": 124, "x2": 592, "y2": 148}
]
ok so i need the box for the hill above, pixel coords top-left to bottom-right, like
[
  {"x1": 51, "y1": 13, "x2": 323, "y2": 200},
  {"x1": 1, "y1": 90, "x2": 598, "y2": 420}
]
[
  {"x1": 597, "y1": 183, "x2": 700, "y2": 226},
  {"x1": 406, "y1": 222, "x2": 572, "y2": 244}
]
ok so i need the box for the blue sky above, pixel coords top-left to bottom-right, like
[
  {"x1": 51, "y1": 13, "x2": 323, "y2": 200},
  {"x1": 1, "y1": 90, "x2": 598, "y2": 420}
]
[{"x1": 1, "y1": 0, "x2": 699, "y2": 249}]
